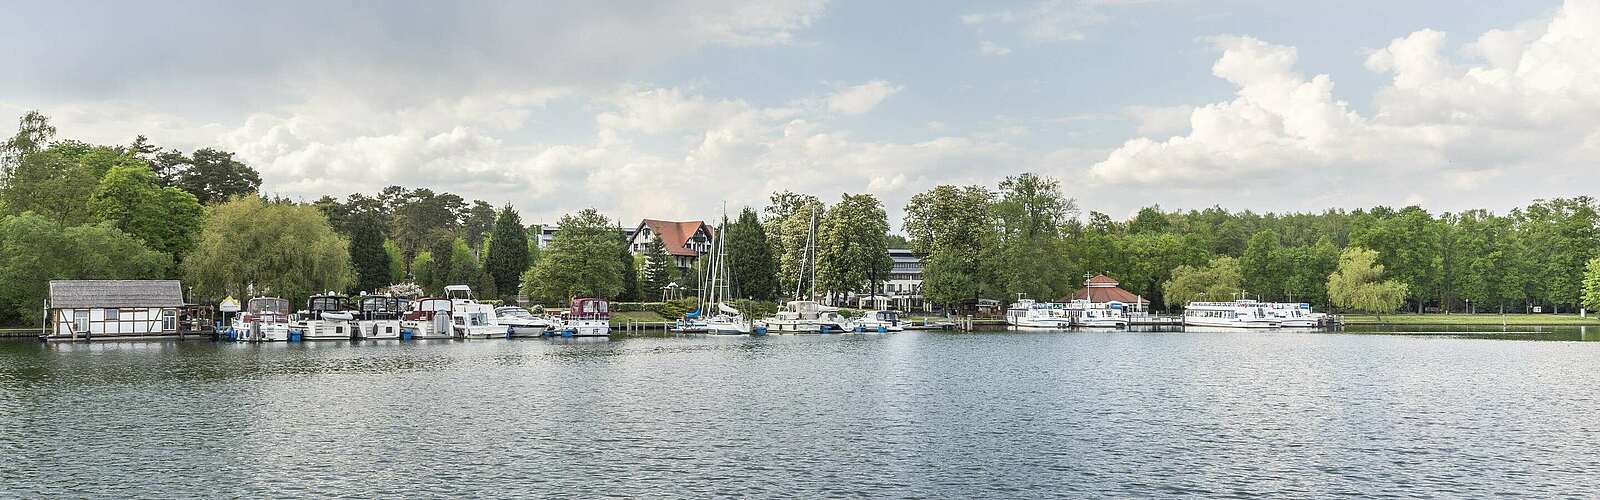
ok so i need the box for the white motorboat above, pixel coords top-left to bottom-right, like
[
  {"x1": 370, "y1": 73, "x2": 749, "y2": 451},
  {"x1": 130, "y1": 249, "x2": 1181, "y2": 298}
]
[
  {"x1": 354, "y1": 295, "x2": 407, "y2": 340},
  {"x1": 765, "y1": 300, "x2": 847, "y2": 333},
  {"x1": 1183, "y1": 300, "x2": 1281, "y2": 328},
  {"x1": 401, "y1": 297, "x2": 456, "y2": 339},
  {"x1": 232, "y1": 297, "x2": 293, "y2": 341},
  {"x1": 294, "y1": 293, "x2": 358, "y2": 340},
  {"x1": 495, "y1": 306, "x2": 554, "y2": 337},
  {"x1": 445, "y1": 285, "x2": 507, "y2": 339},
  {"x1": 1005, "y1": 299, "x2": 1074, "y2": 329},
  {"x1": 1069, "y1": 300, "x2": 1129, "y2": 328},
  {"x1": 557, "y1": 298, "x2": 611, "y2": 337},
  {"x1": 1266, "y1": 302, "x2": 1319, "y2": 327},
  {"x1": 848, "y1": 310, "x2": 903, "y2": 333}
]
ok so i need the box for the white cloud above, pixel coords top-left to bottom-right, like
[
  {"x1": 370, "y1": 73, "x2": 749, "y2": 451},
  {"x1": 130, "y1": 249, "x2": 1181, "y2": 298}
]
[
  {"x1": 1087, "y1": 0, "x2": 1600, "y2": 209},
  {"x1": 825, "y1": 80, "x2": 903, "y2": 115},
  {"x1": 979, "y1": 40, "x2": 1012, "y2": 56},
  {"x1": 963, "y1": 0, "x2": 1155, "y2": 43},
  {"x1": 1121, "y1": 104, "x2": 1195, "y2": 135}
]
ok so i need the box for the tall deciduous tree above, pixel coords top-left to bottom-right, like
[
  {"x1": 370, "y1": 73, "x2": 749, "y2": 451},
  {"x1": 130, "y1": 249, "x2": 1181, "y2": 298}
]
[
  {"x1": 170, "y1": 148, "x2": 262, "y2": 204},
  {"x1": 88, "y1": 164, "x2": 204, "y2": 259},
  {"x1": 0, "y1": 213, "x2": 172, "y2": 325},
  {"x1": 726, "y1": 207, "x2": 777, "y2": 300},
  {"x1": 462, "y1": 200, "x2": 496, "y2": 254},
  {"x1": 522, "y1": 208, "x2": 624, "y2": 303},
  {"x1": 904, "y1": 185, "x2": 996, "y2": 308},
  {"x1": 992, "y1": 173, "x2": 1074, "y2": 301},
  {"x1": 765, "y1": 191, "x2": 823, "y2": 298},
  {"x1": 1, "y1": 111, "x2": 55, "y2": 180},
  {"x1": 1582, "y1": 257, "x2": 1600, "y2": 313},
  {"x1": 1240, "y1": 229, "x2": 1288, "y2": 300},
  {"x1": 0, "y1": 142, "x2": 128, "y2": 225},
  {"x1": 183, "y1": 196, "x2": 354, "y2": 307},
  {"x1": 1328, "y1": 247, "x2": 1409, "y2": 320},
  {"x1": 818, "y1": 193, "x2": 892, "y2": 303},
  {"x1": 484, "y1": 206, "x2": 530, "y2": 302}
]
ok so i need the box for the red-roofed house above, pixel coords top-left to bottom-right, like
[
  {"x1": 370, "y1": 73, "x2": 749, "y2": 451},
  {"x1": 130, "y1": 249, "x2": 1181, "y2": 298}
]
[
  {"x1": 1065, "y1": 274, "x2": 1148, "y2": 312},
  {"x1": 627, "y1": 219, "x2": 715, "y2": 270}
]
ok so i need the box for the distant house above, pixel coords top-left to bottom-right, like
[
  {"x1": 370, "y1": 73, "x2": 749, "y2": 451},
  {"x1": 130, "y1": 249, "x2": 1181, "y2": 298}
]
[
  {"x1": 1065, "y1": 275, "x2": 1148, "y2": 312},
  {"x1": 863, "y1": 248, "x2": 932, "y2": 312},
  {"x1": 532, "y1": 224, "x2": 638, "y2": 250},
  {"x1": 626, "y1": 219, "x2": 715, "y2": 270},
  {"x1": 45, "y1": 280, "x2": 185, "y2": 340}
]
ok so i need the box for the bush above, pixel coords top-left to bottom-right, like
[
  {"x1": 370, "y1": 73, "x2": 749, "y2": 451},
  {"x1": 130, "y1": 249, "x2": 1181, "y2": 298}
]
[{"x1": 660, "y1": 298, "x2": 701, "y2": 319}]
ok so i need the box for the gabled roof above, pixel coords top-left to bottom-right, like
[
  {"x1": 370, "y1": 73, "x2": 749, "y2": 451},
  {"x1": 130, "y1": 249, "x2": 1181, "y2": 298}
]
[
  {"x1": 1085, "y1": 274, "x2": 1119, "y2": 286},
  {"x1": 49, "y1": 280, "x2": 183, "y2": 309},
  {"x1": 634, "y1": 219, "x2": 714, "y2": 257},
  {"x1": 1066, "y1": 275, "x2": 1144, "y2": 304}
]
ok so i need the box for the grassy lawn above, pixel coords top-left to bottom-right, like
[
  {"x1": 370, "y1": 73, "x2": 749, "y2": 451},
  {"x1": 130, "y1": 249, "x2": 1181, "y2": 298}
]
[
  {"x1": 1342, "y1": 313, "x2": 1600, "y2": 325},
  {"x1": 610, "y1": 311, "x2": 671, "y2": 325}
]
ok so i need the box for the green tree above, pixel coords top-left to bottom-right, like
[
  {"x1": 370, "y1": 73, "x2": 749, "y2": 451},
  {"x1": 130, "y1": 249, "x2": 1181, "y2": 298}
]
[
  {"x1": 1240, "y1": 229, "x2": 1287, "y2": 300},
  {"x1": 484, "y1": 206, "x2": 530, "y2": 301},
  {"x1": 992, "y1": 173, "x2": 1073, "y2": 301},
  {"x1": 641, "y1": 238, "x2": 673, "y2": 300},
  {"x1": 88, "y1": 163, "x2": 204, "y2": 258},
  {"x1": 1328, "y1": 247, "x2": 1409, "y2": 320},
  {"x1": 462, "y1": 200, "x2": 496, "y2": 254},
  {"x1": 0, "y1": 213, "x2": 172, "y2": 325},
  {"x1": 183, "y1": 196, "x2": 354, "y2": 307},
  {"x1": 169, "y1": 148, "x2": 262, "y2": 204},
  {"x1": 618, "y1": 228, "x2": 640, "y2": 301},
  {"x1": 349, "y1": 221, "x2": 390, "y2": 293},
  {"x1": 1, "y1": 142, "x2": 128, "y2": 224},
  {"x1": 1583, "y1": 257, "x2": 1600, "y2": 313},
  {"x1": 1, "y1": 110, "x2": 55, "y2": 180},
  {"x1": 766, "y1": 192, "x2": 824, "y2": 298},
  {"x1": 904, "y1": 185, "x2": 996, "y2": 307},
  {"x1": 446, "y1": 238, "x2": 483, "y2": 292},
  {"x1": 817, "y1": 193, "x2": 892, "y2": 302},
  {"x1": 412, "y1": 251, "x2": 436, "y2": 292},
  {"x1": 522, "y1": 208, "x2": 624, "y2": 303},
  {"x1": 390, "y1": 188, "x2": 466, "y2": 259},
  {"x1": 383, "y1": 238, "x2": 406, "y2": 284},
  {"x1": 1163, "y1": 256, "x2": 1243, "y2": 306},
  {"x1": 726, "y1": 206, "x2": 777, "y2": 300}
]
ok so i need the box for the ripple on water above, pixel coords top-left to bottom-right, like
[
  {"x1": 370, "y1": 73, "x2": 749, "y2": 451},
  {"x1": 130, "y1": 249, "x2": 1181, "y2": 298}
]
[{"x1": 3, "y1": 331, "x2": 1600, "y2": 497}]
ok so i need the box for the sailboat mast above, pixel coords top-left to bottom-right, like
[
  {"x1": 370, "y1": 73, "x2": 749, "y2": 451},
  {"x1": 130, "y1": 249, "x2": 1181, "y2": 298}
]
[{"x1": 808, "y1": 205, "x2": 817, "y2": 302}]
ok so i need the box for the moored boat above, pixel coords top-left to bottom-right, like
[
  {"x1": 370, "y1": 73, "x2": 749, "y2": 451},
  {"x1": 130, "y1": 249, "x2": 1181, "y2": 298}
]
[
  {"x1": 848, "y1": 310, "x2": 903, "y2": 333},
  {"x1": 444, "y1": 285, "x2": 506, "y2": 339},
  {"x1": 557, "y1": 298, "x2": 611, "y2": 337},
  {"x1": 1069, "y1": 300, "x2": 1129, "y2": 328},
  {"x1": 400, "y1": 297, "x2": 456, "y2": 339},
  {"x1": 232, "y1": 297, "x2": 293, "y2": 341},
  {"x1": 1183, "y1": 300, "x2": 1280, "y2": 328},
  {"x1": 1005, "y1": 299, "x2": 1073, "y2": 329},
  {"x1": 1265, "y1": 302, "x2": 1319, "y2": 328},
  {"x1": 355, "y1": 295, "x2": 408, "y2": 340},
  {"x1": 294, "y1": 293, "x2": 358, "y2": 340},
  {"x1": 495, "y1": 306, "x2": 553, "y2": 337}
]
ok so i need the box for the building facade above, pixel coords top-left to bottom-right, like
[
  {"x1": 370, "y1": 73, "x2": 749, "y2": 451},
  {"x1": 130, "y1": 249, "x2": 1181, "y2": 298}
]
[
  {"x1": 626, "y1": 219, "x2": 715, "y2": 270},
  {"x1": 45, "y1": 280, "x2": 185, "y2": 340},
  {"x1": 865, "y1": 248, "x2": 930, "y2": 312}
]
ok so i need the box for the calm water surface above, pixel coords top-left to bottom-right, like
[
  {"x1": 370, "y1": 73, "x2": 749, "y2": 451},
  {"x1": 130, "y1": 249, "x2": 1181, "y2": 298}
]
[{"x1": 4, "y1": 329, "x2": 1600, "y2": 497}]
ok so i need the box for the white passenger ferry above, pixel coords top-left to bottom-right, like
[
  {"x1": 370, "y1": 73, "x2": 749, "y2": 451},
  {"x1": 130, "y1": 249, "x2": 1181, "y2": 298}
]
[
  {"x1": 1182, "y1": 300, "x2": 1280, "y2": 328},
  {"x1": 1069, "y1": 300, "x2": 1129, "y2": 328},
  {"x1": 1005, "y1": 299, "x2": 1074, "y2": 329},
  {"x1": 1265, "y1": 302, "x2": 1320, "y2": 328}
]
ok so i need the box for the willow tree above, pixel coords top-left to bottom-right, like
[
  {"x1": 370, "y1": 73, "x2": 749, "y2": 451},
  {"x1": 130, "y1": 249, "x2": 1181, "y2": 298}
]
[
  {"x1": 183, "y1": 196, "x2": 354, "y2": 306},
  {"x1": 1327, "y1": 247, "x2": 1409, "y2": 320},
  {"x1": 1163, "y1": 256, "x2": 1243, "y2": 306}
]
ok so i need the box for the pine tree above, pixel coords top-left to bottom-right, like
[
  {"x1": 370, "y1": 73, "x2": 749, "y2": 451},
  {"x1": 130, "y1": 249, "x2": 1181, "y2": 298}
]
[
  {"x1": 726, "y1": 207, "x2": 777, "y2": 300},
  {"x1": 642, "y1": 238, "x2": 672, "y2": 300},
  {"x1": 350, "y1": 220, "x2": 391, "y2": 293},
  {"x1": 484, "y1": 205, "x2": 530, "y2": 301}
]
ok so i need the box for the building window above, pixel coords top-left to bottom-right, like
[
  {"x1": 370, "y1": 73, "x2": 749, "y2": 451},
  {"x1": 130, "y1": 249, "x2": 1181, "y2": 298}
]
[
  {"x1": 105, "y1": 308, "x2": 120, "y2": 321},
  {"x1": 73, "y1": 310, "x2": 89, "y2": 332},
  {"x1": 162, "y1": 310, "x2": 177, "y2": 331}
]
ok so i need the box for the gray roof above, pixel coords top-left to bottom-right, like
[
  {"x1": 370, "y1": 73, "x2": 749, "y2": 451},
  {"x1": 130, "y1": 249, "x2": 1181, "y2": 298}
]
[{"x1": 48, "y1": 280, "x2": 184, "y2": 309}]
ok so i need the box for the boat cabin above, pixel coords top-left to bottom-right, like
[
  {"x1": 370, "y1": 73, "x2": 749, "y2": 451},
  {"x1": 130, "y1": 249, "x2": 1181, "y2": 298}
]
[
  {"x1": 358, "y1": 296, "x2": 410, "y2": 320},
  {"x1": 567, "y1": 298, "x2": 610, "y2": 320},
  {"x1": 301, "y1": 294, "x2": 350, "y2": 318},
  {"x1": 444, "y1": 285, "x2": 477, "y2": 302},
  {"x1": 403, "y1": 297, "x2": 453, "y2": 321},
  {"x1": 44, "y1": 280, "x2": 185, "y2": 341}
]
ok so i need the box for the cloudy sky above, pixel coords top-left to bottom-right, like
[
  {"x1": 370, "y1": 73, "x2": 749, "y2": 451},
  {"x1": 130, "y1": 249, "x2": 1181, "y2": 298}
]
[{"x1": 3, "y1": 0, "x2": 1597, "y2": 226}]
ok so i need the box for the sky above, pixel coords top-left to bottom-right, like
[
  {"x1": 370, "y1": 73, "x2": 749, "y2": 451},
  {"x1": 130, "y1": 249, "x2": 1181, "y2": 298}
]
[{"x1": 3, "y1": 0, "x2": 1597, "y2": 227}]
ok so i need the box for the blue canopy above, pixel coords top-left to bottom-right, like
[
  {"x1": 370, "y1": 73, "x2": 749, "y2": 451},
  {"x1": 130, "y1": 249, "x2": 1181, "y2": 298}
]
[{"x1": 684, "y1": 309, "x2": 702, "y2": 318}]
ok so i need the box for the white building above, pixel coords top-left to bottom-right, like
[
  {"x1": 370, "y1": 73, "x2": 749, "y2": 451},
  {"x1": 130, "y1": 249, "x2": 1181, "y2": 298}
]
[
  {"x1": 626, "y1": 219, "x2": 715, "y2": 270},
  {"x1": 44, "y1": 280, "x2": 185, "y2": 341},
  {"x1": 862, "y1": 249, "x2": 929, "y2": 312}
]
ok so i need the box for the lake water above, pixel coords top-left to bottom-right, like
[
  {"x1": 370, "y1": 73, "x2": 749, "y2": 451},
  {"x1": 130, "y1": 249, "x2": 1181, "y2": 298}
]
[{"x1": 4, "y1": 328, "x2": 1600, "y2": 497}]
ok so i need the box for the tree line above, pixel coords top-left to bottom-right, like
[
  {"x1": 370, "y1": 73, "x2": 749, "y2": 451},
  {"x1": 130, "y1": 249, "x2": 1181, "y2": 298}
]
[{"x1": 4, "y1": 109, "x2": 1598, "y2": 327}]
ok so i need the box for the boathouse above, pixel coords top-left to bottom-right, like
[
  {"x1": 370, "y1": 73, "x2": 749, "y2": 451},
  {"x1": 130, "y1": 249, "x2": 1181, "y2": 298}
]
[
  {"x1": 1066, "y1": 275, "x2": 1148, "y2": 312},
  {"x1": 44, "y1": 280, "x2": 185, "y2": 340}
]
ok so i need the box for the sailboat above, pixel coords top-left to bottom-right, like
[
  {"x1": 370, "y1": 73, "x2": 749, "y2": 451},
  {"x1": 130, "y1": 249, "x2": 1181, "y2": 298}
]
[
  {"x1": 762, "y1": 206, "x2": 846, "y2": 334},
  {"x1": 703, "y1": 205, "x2": 754, "y2": 335}
]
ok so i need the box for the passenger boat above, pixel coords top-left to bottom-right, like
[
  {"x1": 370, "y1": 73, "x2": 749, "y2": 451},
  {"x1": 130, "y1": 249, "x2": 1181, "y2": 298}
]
[
  {"x1": 1005, "y1": 299, "x2": 1073, "y2": 329},
  {"x1": 1266, "y1": 302, "x2": 1319, "y2": 327},
  {"x1": 1068, "y1": 300, "x2": 1129, "y2": 328},
  {"x1": 557, "y1": 298, "x2": 611, "y2": 337},
  {"x1": 355, "y1": 295, "x2": 408, "y2": 340},
  {"x1": 1182, "y1": 300, "x2": 1281, "y2": 328},
  {"x1": 847, "y1": 310, "x2": 903, "y2": 333},
  {"x1": 401, "y1": 297, "x2": 455, "y2": 339},
  {"x1": 444, "y1": 285, "x2": 506, "y2": 339},
  {"x1": 294, "y1": 293, "x2": 358, "y2": 340},
  {"x1": 495, "y1": 306, "x2": 553, "y2": 337},
  {"x1": 232, "y1": 297, "x2": 293, "y2": 341}
]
